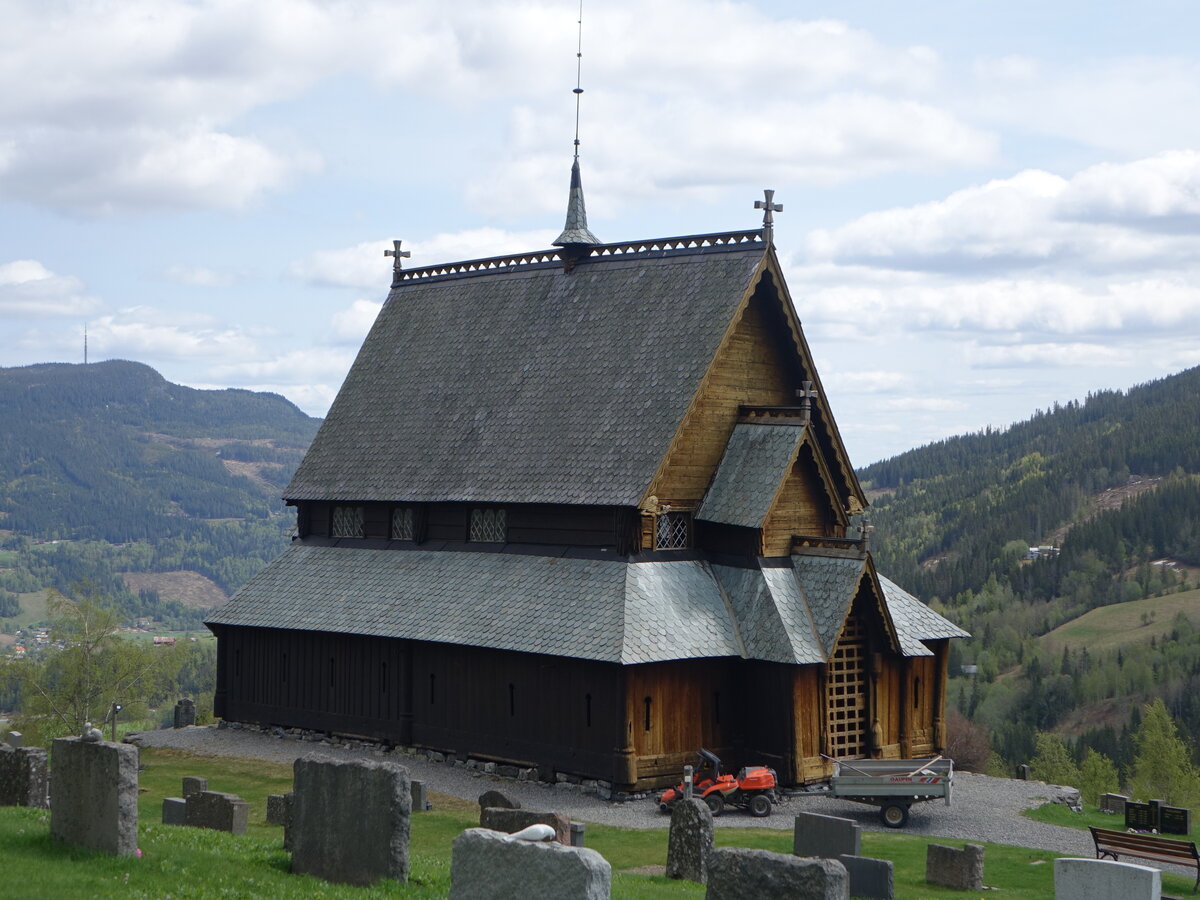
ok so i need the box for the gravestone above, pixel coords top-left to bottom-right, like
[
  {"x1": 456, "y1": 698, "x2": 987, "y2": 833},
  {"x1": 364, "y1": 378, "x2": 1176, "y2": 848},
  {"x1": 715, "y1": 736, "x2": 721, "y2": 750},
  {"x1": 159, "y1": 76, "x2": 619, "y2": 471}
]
[
  {"x1": 266, "y1": 793, "x2": 288, "y2": 826},
  {"x1": 570, "y1": 821, "x2": 587, "y2": 848},
  {"x1": 281, "y1": 792, "x2": 295, "y2": 851},
  {"x1": 478, "y1": 789, "x2": 520, "y2": 810},
  {"x1": 411, "y1": 779, "x2": 429, "y2": 812},
  {"x1": 838, "y1": 854, "x2": 894, "y2": 900},
  {"x1": 1160, "y1": 805, "x2": 1191, "y2": 835},
  {"x1": 705, "y1": 848, "x2": 849, "y2": 900},
  {"x1": 0, "y1": 745, "x2": 49, "y2": 808},
  {"x1": 291, "y1": 756, "x2": 411, "y2": 886},
  {"x1": 173, "y1": 698, "x2": 196, "y2": 728},
  {"x1": 185, "y1": 790, "x2": 249, "y2": 834},
  {"x1": 793, "y1": 811, "x2": 861, "y2": 859},
  {"x1": 449, "y1": 826, "x2": 611, "y2": 900},
  {"x1": 666, "y1": 798, "x2": 713, "y2": 883},
  {"x1": 926, "y1": 843, "x2": 984, "y2": 891},
  {"x1": 1054, "y1": 858, "x2": 1161, "y2": 900},
  {"x1": 1125, "y1": 801, "x2": 1156, "y2": 830},
  {"x1": 1017, "y1": 764, "x2": 1031, "y2": 780},
  {"x1": 480, "y1": 807, "x2": 570, "y2": 845},
  {"x1": 5, "y1": 731, "x2": 22, "y2": 748},
  {"x1": 162, "y1": 797, "x2": 187, "y2": 826},
  {"x1": 1099, "y1": 793, "x2": 1128, "y2": 815},
  {"x1": 49, "y1": 737, "x2": 138, "y2": 856},
  {"x1": 182, "y1": 776, "x2": 208, "y2": 799}
]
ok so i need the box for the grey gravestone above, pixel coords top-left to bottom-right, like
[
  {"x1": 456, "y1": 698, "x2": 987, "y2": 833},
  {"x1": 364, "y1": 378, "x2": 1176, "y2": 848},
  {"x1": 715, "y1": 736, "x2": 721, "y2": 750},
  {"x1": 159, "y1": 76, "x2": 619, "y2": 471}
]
[
  {"x1": 793, "y1": 811, "x2": 861, "y2": 859},
  {"x1": 666, "y1": 798, "x2": 713, "y2": 883},
  {"x1": 182, "y1": 776, "x2": 208, "y2": 799},
  {"x1": 411, "y1": 779, "x2": 429, "y2": 812},
  {"x1": 185, "y1": 790, "x2": 249, "y2": 834},
  {"x1": 570, "y1": 821, "x2": 586, "y2": 848},
  {"x1": 173, "y1": 698, "x2": 196, "y2": 728},
  {"x1": 1054, "y1": 858, "x2": 1161, "y2": 900},
  {"x1": 449, "y1": 827, "x2": 611, "y2": 900},
  {"x1": 478, "y1": 789, "x2": 520, "y2": 810},
  {"x1": 282, "y1": 792, "x2": 295, "y2": 851},
  {"x1": 0, "y1": 745, "x2": 49, "y2": 808},
  {"x1": 5, "y1": 731, "x2": 22, "y2": 748},
  {"x1": 480, "y1": 807, "x2": 570, "y2": 845},
  {"x1": 705, "y1": 848, "x2": 849, "y2": 900},
  {"x1": 1099, "y1": 793, "x2": 1128, "y2": 815},
  {"x1": 838, "y1": 855, "x2": 893, "y2": 900},
  {"x1": 1017, "y1": 764, "x2": 1031, "y2": 780},
  {"x1": 926, "y1": 843, "x2": 984, "y2": 891},
  {"x1": 266, "y1": 793, "x2": 288, "y2": 825},
  {"x1": 1161, "y1": 805, "x2": 1190, "y2": 835},
  {"x1": 50, "y1": 737, "x2": 138, "y2": 856},
  {"x1": 291, "y1": 756, "x2": 411, "y2": 886},
  {"x1": 162, "y1": 797, "x2": 187, "y2": 826}
]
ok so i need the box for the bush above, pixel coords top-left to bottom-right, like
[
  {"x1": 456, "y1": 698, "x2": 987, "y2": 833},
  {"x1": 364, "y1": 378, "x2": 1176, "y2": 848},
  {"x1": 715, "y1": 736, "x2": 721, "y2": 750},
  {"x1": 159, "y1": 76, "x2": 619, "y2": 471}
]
[
  {"x1": 1029, "y1": 732, "x2": 1081, "y2": 787},
  {"x1": 945, "y1": 709, "x2": 992, "y2": 771},
  {"x1": 1079, "y1": 748, "x2": 1119, "y2": 805}
]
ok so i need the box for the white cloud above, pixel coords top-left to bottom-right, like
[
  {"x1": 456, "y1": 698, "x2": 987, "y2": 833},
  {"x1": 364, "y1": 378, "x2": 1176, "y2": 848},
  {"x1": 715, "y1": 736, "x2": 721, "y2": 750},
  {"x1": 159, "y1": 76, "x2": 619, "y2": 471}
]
[
  {"x1": 966, "y1": 341, "x2": 1132, "y2": 369},
  {"x1": 330, "y1": 300, "x2": 382, "y2": 343},
  {"x1": 293, "y1": 228, "x2": 559, "y2": 290},
  {"x1": 87, "y1": 307, "x2": 258, "y2": 359},
  {"x1": 163, "y1": 264, "x2": 235, "y2": 287},
  {"x1": 0, "y1": 260, "x2": 101, "y2": 317}
]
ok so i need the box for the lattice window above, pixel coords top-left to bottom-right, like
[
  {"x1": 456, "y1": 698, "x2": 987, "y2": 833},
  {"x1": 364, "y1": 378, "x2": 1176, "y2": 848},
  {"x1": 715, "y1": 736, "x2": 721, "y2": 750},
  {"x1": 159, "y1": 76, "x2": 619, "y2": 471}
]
[
  {"x1": 331, "y1": 505, "x2": 364, "y2": 538},
  {"x1": 391, "y1": 506, "x2": 414, "y2": 540},
  {"x1": 825, "y1": 613, "x2": 868, "y2": 759},
  {"x1": 655, "y1": 511, "x2": 691, "y2": 549},
  {"x1": 469, "y1": 508, "x2": 506, "y2": 542}
]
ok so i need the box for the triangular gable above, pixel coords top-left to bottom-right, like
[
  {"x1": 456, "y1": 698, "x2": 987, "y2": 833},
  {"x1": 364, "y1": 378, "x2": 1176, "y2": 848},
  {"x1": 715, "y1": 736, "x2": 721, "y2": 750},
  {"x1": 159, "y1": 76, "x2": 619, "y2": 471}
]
[{"x1": 759, "y1": 252, "x2": 868, "y2": 514}]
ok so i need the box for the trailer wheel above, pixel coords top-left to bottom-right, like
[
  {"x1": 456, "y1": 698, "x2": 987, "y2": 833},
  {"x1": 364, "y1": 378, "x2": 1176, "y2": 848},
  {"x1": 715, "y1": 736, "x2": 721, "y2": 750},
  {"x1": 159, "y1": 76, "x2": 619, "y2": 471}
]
[
  {"x1": 880, "y1": 802, "x2": 910, "y2": 828},
  {"x1": 705, "y1": 793, "x2": 725, "y2": 816},
  {"x1": 749, "y1": 794, "x2": 772, "y2": 818}
]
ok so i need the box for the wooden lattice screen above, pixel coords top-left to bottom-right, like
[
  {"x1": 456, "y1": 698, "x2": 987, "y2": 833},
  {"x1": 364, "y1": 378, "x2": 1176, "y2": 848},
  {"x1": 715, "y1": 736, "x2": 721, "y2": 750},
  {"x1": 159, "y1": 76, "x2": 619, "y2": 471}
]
[{"x1": 825, "y1": 613, "x2": 868, "y2": 759}]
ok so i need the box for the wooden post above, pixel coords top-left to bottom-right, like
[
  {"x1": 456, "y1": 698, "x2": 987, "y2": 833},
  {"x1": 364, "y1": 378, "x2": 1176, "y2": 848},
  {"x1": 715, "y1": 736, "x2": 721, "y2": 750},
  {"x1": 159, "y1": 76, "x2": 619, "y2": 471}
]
[
  {"x1": 933, "y1": 642, "x2": 950, "y2": 751},
  {"x1": 899, "y1": 658, "x2": 912, "y2": 758}
]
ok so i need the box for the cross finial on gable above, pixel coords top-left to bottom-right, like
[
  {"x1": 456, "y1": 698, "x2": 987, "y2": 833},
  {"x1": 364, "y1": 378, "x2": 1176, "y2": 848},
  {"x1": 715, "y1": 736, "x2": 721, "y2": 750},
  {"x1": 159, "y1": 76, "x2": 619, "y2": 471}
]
[
  {"x1": 754, "y1": 189, "x2": 783, "y2": 246},
  {"x1": 796, "y1": 380, "x2": 818, "y2": 425},
  {"x1": 384, "y1": 240, "x2": 411, "y2": 272}
]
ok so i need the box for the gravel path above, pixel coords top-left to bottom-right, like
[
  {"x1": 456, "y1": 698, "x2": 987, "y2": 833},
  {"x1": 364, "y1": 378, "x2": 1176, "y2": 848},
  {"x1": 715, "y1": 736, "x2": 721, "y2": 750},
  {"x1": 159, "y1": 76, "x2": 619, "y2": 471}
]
[{"x1": 136, "y1": 725, "x2": 1096, "y2": 855}]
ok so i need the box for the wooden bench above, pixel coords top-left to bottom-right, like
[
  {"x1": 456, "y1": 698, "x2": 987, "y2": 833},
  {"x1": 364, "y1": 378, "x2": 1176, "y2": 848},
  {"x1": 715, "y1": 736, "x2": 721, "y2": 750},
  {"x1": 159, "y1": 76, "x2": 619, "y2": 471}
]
[{"x1": 1090, "y1": 825, "x2": 1200, "y2": 892}]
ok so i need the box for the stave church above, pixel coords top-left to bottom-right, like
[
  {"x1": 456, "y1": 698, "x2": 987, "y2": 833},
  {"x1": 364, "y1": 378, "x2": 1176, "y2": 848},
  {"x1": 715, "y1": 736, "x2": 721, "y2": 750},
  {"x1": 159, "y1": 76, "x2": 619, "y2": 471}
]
[{"x1": 207, "y1": 154, "x2": 967, "y2": 790}]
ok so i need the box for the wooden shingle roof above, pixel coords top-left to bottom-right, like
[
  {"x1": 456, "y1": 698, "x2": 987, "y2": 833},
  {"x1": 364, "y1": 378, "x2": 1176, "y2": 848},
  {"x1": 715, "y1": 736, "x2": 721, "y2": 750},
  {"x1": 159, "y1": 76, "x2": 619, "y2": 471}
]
[{"x1": 285, "y1": 240, "x2": 766, "y2": 506}]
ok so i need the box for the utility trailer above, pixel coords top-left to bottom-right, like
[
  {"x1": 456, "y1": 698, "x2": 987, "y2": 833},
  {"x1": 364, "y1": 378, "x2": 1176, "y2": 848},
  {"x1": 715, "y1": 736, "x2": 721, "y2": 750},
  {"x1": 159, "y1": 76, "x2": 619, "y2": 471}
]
[{"x1": 826, "y1": 756, "x2": 954, "y2": 828}]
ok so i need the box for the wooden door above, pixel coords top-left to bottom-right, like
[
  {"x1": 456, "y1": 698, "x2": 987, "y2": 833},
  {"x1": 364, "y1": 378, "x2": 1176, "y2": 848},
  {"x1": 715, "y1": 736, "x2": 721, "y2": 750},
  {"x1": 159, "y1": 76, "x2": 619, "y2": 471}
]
[{"x1": 825, "y1": 613, "x2": 869, "y2": 759}]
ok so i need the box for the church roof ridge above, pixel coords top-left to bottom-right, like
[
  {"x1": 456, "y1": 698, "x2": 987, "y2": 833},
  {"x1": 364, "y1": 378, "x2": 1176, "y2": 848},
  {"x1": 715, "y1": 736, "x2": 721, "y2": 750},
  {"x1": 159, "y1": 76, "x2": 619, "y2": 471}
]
[{"x1": 392, "y1": 228, "x2": 765, "y2": 286}]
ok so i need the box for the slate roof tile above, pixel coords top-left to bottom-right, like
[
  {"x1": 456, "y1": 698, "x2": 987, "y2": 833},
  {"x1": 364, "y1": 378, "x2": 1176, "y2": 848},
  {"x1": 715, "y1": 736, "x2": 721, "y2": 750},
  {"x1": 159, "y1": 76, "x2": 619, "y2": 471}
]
[
  {"x1": 286, "y1": 248, "x2": 764, "y2": 506},
  {"x1": 698, "y1": 423, "x2": 806, "y2": 528},
  {"x1": 790, "y1": 554, "x2": 867, "y2": 657},
  {"x1": 878, "y1": 573, "x2": 970, "y2": 656},
  {"x1": 206, "y1": 545, "x2": 740, "y2": 665}
]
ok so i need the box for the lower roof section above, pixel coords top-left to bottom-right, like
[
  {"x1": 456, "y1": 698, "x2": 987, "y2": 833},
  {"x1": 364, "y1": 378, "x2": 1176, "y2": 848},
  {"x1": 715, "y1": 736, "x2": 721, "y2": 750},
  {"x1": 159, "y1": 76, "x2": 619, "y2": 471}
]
[{"x1": 206, "y1": 544, "x2": 967, "y2": 665}]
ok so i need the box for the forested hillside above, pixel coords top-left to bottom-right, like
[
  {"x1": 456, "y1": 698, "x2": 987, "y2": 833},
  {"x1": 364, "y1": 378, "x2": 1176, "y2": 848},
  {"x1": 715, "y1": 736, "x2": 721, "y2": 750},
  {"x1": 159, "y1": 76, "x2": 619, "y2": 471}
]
[
  {"x1": 0, "y1": 361, "x2": 320, "y2": 630},
  {"x1": 860, "y1": 365, "x2": 1200, "y2": 771}
]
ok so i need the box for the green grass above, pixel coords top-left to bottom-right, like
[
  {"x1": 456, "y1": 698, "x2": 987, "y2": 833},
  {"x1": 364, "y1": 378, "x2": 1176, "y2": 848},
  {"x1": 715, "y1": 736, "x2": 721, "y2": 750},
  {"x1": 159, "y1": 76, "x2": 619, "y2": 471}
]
[
  {"x1": 7, "y1": 588, "x2": 52, "y2": 631},
  {"x1": 1024, "y1": 802, "x2": 1198, "y2": 894},
  {"x1": 1039, "y1": 587, "x2": 1200, "y2": 655},
  {"x1": 0, "y1": 748, "x2": 1143, "y2": 898}
]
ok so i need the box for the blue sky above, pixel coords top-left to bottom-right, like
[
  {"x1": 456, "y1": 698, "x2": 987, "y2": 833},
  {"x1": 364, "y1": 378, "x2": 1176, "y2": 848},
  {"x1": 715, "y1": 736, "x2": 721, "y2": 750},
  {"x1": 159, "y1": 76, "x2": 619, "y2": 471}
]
[{"x1": 3, "y1": 1, "x2": 1200, "y2": 466}]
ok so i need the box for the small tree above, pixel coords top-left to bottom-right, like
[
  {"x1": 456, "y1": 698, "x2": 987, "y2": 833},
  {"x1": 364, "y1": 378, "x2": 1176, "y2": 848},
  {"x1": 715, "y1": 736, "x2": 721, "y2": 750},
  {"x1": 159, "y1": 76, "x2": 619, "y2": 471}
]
[
  {"x1": 12, "y1": 588, "x2": 163, "y2": 741},
  {"x1": 1029, "y1": 732, "x2": 1081, "y2": 787},
  {"x1": 1127, "y1": 698, "x2": 1200, "y2": 807},
  {"x1": 1078, "y1": 748, "x2": 1120, "y2": 805},
  {"x1": 944, "y1": 709, "x2": 992, "y2": 772}
]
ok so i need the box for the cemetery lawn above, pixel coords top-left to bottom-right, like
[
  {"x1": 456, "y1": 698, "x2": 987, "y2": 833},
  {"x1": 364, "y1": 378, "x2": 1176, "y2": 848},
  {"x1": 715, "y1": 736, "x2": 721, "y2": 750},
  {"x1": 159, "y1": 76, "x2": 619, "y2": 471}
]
[{"x1": 0, "y1": 747, "x2": 1167, "y2": 898}]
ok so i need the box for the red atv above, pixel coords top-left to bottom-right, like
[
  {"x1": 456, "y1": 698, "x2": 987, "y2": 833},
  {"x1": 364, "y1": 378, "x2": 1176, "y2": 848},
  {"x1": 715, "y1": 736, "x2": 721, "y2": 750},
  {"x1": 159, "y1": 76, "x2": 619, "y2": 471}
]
[{"x1": 659, "y1": 749, "x2": 779, "y2": 818}]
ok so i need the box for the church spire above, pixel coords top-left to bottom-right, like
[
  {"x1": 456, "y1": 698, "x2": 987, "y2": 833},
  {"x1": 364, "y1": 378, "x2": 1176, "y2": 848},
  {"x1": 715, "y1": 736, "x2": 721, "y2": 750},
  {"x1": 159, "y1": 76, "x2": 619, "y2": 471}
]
[{"x1": 553, "y1": 1, "x2": 600, "y2": 249}]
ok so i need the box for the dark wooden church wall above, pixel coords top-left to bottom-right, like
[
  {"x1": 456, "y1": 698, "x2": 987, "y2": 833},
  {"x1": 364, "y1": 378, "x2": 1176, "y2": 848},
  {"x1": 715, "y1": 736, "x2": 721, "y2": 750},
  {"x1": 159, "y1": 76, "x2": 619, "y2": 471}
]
[
  {"x1": 211, "y1": 625, "x2": 413, "y2": 743},
  {"x1": 624, "y1": 658, "x2": 739, "y2": 787},
  {"x1": 413, "y1": 642, "x2": 623, "y2": 782}
]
